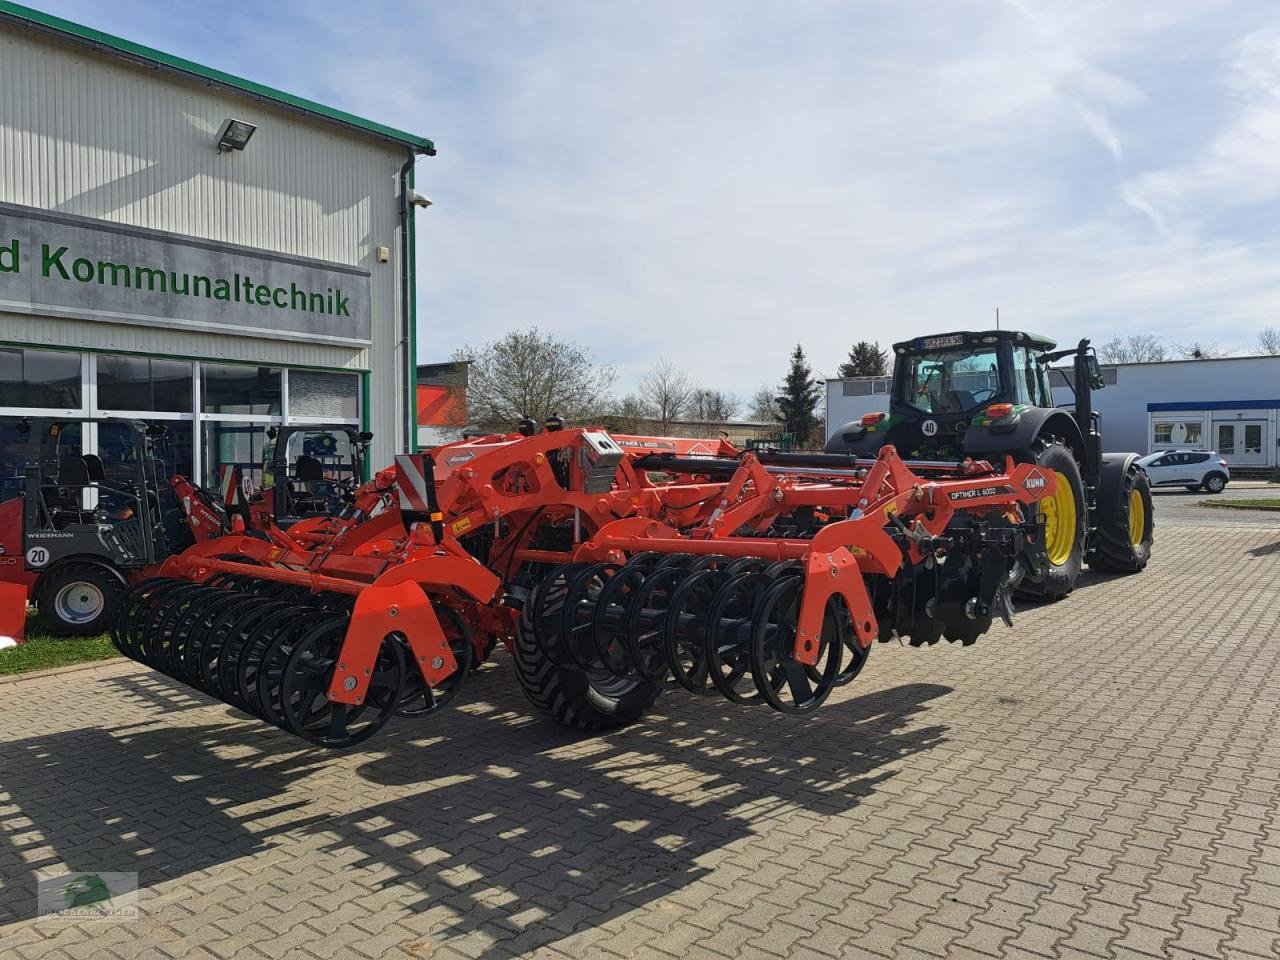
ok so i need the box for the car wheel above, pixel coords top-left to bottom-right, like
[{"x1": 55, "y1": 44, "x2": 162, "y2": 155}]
[{"x1": 1202, "y1": 473, "x2": 1227, "y2": 494}]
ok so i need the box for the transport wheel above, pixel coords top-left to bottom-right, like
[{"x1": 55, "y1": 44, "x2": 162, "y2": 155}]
[
  {"x1": 1089, "y1": 462, "x2": 1154, "y2": 574},
  {"x1": 37, "y1": 562, "x2": 124, "y2": 637},
  {"x1": 1015, "y1": 440, "x2": 1086, "y2": 603},
  {"x1": 281, "y1": 621, "x2": 405, "y2": 749},
  {"x1": 513, "y1": 568, "x2": 661, "y2": 731}
]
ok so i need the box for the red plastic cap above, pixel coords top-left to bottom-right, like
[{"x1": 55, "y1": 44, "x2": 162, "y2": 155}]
[
  {"x1": 861, "y1": 412, "x2": 887, "y2": 425},
  {"x1": 985, "y1": 402, "x2": 1014, "y2": 419}
]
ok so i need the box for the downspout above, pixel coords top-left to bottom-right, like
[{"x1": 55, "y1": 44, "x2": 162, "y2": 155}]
[{"x1": 398, "y1": 148, "x2": 430, "y2": 453}]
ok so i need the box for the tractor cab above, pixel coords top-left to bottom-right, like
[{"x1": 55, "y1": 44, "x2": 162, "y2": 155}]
[
  {"x1": 828, "y1": 331, "x2": 1060, "y2": 461},
  {"x1": 254, "y1": 425, "x2": 371, "y2": 527}
]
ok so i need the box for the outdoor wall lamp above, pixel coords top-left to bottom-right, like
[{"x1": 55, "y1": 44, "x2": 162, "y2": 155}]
[{"x1": 215, "y1": 118, "x2": 258, "y2": 153}]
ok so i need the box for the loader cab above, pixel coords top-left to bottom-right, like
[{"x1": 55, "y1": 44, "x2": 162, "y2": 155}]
[
  {"x1": 19, "y1": 418, "x2": 169, "y2": 566},
  {"x1": 259, "y1": 425, "x2": 369, "y2": 527}
]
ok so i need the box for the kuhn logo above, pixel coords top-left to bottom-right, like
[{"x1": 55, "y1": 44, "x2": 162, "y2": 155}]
[
  {"x1": 1024, "y1": 469, "x2": 1048, "y2": 495},
  {"x1": 445, "y1": 452, "x2": 476, "y2": 467}
]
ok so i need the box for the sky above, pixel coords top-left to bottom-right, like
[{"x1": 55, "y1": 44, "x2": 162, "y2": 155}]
[{"x1": 29, "y1": 0, "x2": 1280, "y2": 399}]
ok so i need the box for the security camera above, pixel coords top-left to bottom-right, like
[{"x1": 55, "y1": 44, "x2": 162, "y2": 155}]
[{"x1": 410, "y1": 192, "x2": 433, "y2": 208}]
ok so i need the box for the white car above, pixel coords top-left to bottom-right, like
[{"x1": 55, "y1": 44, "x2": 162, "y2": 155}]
[{"x1": 1137, "y1": 450, "x2": 1230, "y2": 493}]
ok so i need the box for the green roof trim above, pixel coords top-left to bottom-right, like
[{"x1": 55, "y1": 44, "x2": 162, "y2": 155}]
[{"x1": 0, "y1": 1, "x2": 435, "y2": 154}]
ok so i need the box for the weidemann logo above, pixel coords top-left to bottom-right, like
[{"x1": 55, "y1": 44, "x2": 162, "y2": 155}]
[{"x1": 0, "y1": 238, "x2": 351, "y2": 317}]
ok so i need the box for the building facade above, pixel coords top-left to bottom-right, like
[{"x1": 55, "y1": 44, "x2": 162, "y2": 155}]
[
  {"x1": 1049, "y1": 356, "x2": 1280, "y2": 468},
  {"x1": 0, "y1": 3, "x2": 433, "y2": 487},
  {"x1": 826, "y1": 355, "x2": 1280, "y2": 469}
]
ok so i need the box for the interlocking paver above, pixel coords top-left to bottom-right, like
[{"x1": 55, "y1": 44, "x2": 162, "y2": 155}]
[{"x1": 1, "y1": 515, "x2": 1278, "y2": 959}]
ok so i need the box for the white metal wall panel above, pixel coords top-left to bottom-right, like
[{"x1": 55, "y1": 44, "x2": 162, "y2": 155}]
[{"x1": 0, "y1": 25, "x2": 412, "y2": 464}]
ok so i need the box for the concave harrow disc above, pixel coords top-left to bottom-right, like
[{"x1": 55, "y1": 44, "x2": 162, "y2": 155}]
[{"x1": 112, "y1": 579, "x2": 412, "y2": 749}]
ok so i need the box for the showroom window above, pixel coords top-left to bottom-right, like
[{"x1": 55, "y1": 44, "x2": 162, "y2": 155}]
[
  {"x1": 98, "y1": 356, "x2": 194, "y2": 414},
  {"x1": 0, "y1": 350, "x2": 362, "y2": 489},
  {"x1": 289, "y1": 370, "x2": 360, "y2": 420},
  {"x1": 1152, "y1": 420, "x2": 1202, "y2": 447},
  {"x1": 0, "y1": 348, "x2": 83, "y2": 411},
  {"x1": 201, "y1": 364, "x2": 283, "y2": 416}
]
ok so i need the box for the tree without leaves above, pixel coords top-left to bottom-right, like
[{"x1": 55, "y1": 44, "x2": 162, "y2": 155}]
[
  {"x1": 1097, "y1": 334, "x2": 1168, "y2": 364},
  {"x1": 452, "y1": 327, "x2": 616, "y2": 429},
  {"x1": 747, "y1": 385, "x2": 779, "y2": 424},
  {"x1": 637, "y1": 358, "x2": 695, "y2": 433},
  {"x1": 1173, "y1": 341, "x2": 1232, "y2": 360},
  {"x1": 837, "y1": 340, "x2": 889, "y2": 378},
  {"x1": 688, "y1": 388, "x2": 739, "y2": 422},
  {"x1": 598, "y1": 393, "x2": 650, "y2": 435},
  {"x1": 776, "y1": 344, "x2": 823, "y2": 446},
  {"x1": 1259, "y1": 326, "x2": 1280, "y2": 356}
]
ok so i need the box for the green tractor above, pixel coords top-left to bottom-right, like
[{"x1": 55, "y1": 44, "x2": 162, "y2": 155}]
[{"x1": 825, "y1": 330, "x2": 1153, "y2": 601}]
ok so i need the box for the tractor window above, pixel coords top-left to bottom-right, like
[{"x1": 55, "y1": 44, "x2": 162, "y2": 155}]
[
  {"x1": 1010, "y1": 346, "x2": 1049, "y2": 407},
  {"x1": 901, "y1": 346, "x2": 1002, "y2": 414}
]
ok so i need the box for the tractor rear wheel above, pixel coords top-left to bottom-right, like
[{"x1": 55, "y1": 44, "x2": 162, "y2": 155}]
[
  {"x1": 36, "y1": 562, "x2": 124, "y2": 636},
  {"x1": 513, "y1": 574, "x2": 661, "y2": 731},
  {"x1": 1016, "y1": 440, "x2": 1086, "y2": 603},
  {"x1": 1089, "y1": 461, "x2": 1154, "y2": 574}
]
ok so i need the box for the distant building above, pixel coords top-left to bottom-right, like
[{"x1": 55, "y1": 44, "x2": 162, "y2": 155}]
[
  {"x1": 826, "y1": 354, "x2": 1280, "y2": 469},
  {"x1": 416, "y1": 361, "x2": 468, "y2": 448}
]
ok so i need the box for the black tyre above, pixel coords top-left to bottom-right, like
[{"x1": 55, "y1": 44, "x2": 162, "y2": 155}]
[
  {"x1": 512, "y1": 572, "x2": 661, "y2": 730},
  {"x1": 1090, "y1": 463, "x2": 1153, "y2": 574},
  {"x1": 36, "y1": 562, "x2": 125, "y2": 637},
  {"x1": 1016, "y1": 439, "x2": 1086, "y2": 603},
  {"x1": 1201, "y1": 472, "x2": 1227, "y2": 494}
]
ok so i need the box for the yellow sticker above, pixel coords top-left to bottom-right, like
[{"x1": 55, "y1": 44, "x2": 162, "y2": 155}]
[
  {"x1": 451, "y1": 517, "x2": 473, "y2": 535},
  {"x1": 884, "y1": 501, "x2": 899, "y2": 519},
  {"x1": 849, "y1": 546, "x2": 869, "y2": 557}
]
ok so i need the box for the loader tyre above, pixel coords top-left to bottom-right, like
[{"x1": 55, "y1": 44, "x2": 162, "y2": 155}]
[
  {"x1": 1089, "y1": 458, "x2": 1153, "y2": 574},
  {"x1": 1015, "y1": 439, "x2": 1085, "y2": 603},
  {"x1": 36, "y1": 561, "x2": 125, "y2": 637},
  {"x1": 513, "y1": 578, "x2": 661, "y2": 730}
]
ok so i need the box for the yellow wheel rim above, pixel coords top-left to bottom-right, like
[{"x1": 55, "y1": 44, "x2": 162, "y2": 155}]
[
  {"x1": 1128, "y1": 487, "x2": 1145, "y2": 547},
  {"x1": 1040, "y1": 470, "x2": 1077, "y2": 567}
]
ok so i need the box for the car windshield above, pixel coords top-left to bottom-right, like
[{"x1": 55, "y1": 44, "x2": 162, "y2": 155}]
[{"x1": 901, "y1": 346, "x2": 1002, "y2": 414}]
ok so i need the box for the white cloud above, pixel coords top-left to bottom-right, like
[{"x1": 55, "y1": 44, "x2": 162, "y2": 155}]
[{"x1": 1126, "y1": 23, "x2": 1280, "y2": 216}]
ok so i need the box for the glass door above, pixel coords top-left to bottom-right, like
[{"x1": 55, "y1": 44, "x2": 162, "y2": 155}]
[{"x1": 1215, "y1": 421, "x2": 1267, "y2": 466}]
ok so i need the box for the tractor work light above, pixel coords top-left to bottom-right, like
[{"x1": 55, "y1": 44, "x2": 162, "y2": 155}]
[{"x1": 215, "y1": 118, "x2": 257, "y2": 153}]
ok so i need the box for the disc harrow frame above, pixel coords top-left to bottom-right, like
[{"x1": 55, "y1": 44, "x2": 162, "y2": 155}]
[{"x1": 111, "y1": 426, "x2": 1055, "y2": 746}]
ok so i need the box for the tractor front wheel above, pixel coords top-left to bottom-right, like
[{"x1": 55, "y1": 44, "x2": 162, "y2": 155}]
[
  {"x1": 36, "y1": 562, "x2": 125, "y2": 636},
  {"x1": 1016, "y1": 440, "x2": 1086, "y2": 603}
]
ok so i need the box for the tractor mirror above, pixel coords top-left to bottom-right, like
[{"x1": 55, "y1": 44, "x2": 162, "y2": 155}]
[
  {"x1": 1087, "y1": 356, "x2": 1105, "y2": 390},
  {"x1": 358, "y1": 431, "x2": 374, "y2": 443}
]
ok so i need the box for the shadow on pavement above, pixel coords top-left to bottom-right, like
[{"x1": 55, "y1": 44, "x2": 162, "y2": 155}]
[{"x1": 0, "y1": 668, "x2": 950, "y2": 956}]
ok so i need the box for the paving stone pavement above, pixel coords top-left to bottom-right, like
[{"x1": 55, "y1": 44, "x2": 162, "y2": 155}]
[{"x1": 1, "y1": 511, "x2": 1278, "y2": 959}]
